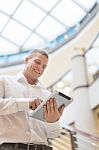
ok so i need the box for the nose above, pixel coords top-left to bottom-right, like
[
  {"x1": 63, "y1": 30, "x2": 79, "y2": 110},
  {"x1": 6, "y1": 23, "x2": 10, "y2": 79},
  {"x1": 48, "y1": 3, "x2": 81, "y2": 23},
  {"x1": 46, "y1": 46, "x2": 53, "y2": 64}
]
[{"x1": 37, "y1": 66, "x2": 44, "y2": 74}]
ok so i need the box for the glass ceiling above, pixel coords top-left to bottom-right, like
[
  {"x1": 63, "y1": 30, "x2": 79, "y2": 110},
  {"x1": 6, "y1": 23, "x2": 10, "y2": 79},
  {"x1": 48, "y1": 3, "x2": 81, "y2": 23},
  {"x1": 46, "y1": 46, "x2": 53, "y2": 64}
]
[{"x1": 0, "y1": 0, "x2": 97, "y2": 55}]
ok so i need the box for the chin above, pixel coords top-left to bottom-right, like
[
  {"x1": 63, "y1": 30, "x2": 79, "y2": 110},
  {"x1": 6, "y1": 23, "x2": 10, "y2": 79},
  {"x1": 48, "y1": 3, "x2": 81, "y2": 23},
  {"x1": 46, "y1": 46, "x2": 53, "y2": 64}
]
[
  {"x1": 35, "y1": 73, "x2": 41, "y2": 78},
  {"x1": 37, "y1": 74, "x2": 41, "y2": 78}
]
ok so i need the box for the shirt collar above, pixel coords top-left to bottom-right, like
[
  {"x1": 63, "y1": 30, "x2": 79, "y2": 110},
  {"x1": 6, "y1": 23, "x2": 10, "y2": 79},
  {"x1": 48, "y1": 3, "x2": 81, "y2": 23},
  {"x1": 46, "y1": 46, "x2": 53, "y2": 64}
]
[{"x1": 16, "y1": 72, "x2": 42, "y2": 87}]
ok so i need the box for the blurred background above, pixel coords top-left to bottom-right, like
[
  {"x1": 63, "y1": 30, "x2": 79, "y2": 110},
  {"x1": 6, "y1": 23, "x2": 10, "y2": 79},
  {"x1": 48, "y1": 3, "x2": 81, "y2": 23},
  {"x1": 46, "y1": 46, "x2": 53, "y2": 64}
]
[{"x1": 0, "y1": 0, "x2": 99, "y2": 149}]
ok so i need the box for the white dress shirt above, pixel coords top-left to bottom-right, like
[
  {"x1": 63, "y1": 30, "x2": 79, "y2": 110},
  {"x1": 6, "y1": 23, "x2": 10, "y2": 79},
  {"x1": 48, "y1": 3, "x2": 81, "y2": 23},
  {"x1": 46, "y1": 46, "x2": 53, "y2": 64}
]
[{"x1": 0, "y1": 72, "x2": 61, "y2": 145}]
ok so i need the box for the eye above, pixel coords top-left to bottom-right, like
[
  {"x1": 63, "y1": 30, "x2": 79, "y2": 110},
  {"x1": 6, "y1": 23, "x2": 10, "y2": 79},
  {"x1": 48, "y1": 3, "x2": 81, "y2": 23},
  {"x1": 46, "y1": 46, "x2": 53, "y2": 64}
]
[{"x1": 35, "y1": 60, "x2": 40, "y2": 64}]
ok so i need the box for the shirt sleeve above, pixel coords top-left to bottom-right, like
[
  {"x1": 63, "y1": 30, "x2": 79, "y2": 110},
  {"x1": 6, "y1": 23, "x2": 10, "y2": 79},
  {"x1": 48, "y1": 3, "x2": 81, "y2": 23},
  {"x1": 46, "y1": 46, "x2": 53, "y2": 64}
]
[
  {"x1": 45, "y1": 120, "x2": 62, "y2": 139},
  {"x1": 0, "y1": 98, "x2": 30, "y2": 116},
  {"x1": 0, "y1": 76, "x2": 30, "y2": 115}
]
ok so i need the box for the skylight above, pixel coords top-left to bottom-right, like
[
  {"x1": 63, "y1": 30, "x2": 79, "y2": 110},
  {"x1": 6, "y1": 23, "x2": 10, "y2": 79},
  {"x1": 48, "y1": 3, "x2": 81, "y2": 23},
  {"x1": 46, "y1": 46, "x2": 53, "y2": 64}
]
[{"x1": 0, "y1": 0, "x2": 97, "y2": 55}]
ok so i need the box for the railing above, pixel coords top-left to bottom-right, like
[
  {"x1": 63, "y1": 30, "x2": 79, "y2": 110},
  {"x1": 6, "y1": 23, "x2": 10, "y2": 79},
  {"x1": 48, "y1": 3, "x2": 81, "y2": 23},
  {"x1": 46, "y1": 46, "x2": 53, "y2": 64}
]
[
  {"x1": 73, "y1": 128, "x2": 99, "y2": 150},
  {"x1": 48, "y1": 127, "x2": 73, "y2": 150},
  {"x1": 49, "y1": 124, "x2": 99, "y2": 150}
]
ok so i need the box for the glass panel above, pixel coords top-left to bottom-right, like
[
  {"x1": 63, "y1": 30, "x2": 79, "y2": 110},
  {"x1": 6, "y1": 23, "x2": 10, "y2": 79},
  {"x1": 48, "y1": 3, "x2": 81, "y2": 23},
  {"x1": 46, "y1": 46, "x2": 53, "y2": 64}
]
[
  {"x1": 2, "y1": 20, "x2": 31, "y2": 45},
  {"x1": 31, "y1": 0, "x2": 59, "y2": 11},
  {"x1": 36, "y1": 16, "x2": 66, "y2": 40},
  {"x1": 0, "y1": 0, "x2": 22, "y2": 15},
  {"x1": 0, "y1": 37, "x2": 18, "y2": 55},
  {"x1": 13, "y1": 0, "x2": 46, "y2": 29},
  {"x1": 0, "y1": 56, "x2": 6, "y2": 65},
  {"x1": 75, "y1": 0, "x2": 96, "y2": 11},
  {"x1": 51, "y1": 0, "x2": 86, "y2": 26},
  {"x1": 0, "y1": 12, "x2": 9, "y2": 32},
  {"x1": 8, "y1": 53, "x2": 26, "y2": 62},
  {"x1": 23, "y1": 33, "x2": 45, "y2": 49},
  {"x1": 8, "y1": 51, "x2": 30, "y2": 63}
]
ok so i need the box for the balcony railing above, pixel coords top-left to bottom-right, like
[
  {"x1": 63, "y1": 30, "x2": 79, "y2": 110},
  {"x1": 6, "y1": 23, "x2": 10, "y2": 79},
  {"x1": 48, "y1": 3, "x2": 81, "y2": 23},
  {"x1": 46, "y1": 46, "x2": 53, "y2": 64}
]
[{"x1": 48, "y1": 124, "x2": 99, "y2": 150}]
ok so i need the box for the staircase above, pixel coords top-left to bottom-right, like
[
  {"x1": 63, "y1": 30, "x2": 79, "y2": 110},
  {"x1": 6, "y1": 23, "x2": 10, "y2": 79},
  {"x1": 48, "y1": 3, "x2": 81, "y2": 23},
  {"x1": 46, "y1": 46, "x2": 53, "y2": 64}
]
[
  {"x1": 48, "y1": 128, "x2": 72, "y2": 150},
  {"x1": 48, "y1": 125, "x2": 99, "y2": 150}
]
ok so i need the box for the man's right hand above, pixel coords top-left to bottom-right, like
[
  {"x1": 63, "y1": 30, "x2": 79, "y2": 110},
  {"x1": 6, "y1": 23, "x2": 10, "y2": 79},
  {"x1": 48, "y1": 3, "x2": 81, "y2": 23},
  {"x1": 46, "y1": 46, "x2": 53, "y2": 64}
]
[{"x1": 29, "y1": 98, "x2": 42, "y2": 110}]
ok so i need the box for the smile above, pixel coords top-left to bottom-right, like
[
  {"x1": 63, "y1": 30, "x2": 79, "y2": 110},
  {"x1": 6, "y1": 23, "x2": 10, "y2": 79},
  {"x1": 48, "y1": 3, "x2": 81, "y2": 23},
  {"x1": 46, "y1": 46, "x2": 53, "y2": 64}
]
[{"x1": 34, "y1": 69, "x2": 41, "y2": 75}]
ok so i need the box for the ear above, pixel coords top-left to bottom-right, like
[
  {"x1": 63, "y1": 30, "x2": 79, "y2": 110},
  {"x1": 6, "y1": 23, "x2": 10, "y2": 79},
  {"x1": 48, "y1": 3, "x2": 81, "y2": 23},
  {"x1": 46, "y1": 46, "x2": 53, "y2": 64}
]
[{"x1": 24, "y1": 57, "x2": 29, "y2": 64}]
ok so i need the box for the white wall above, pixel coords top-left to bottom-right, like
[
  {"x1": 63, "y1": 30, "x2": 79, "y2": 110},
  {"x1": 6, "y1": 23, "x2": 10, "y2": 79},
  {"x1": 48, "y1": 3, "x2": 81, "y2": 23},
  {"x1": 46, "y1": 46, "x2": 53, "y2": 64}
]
[
  {"x1": 89, "y1": 78, "x2": 99, "y2": 109},
  {"x1": 60, "y1": 85, "x2": 98, "y2": 134}
]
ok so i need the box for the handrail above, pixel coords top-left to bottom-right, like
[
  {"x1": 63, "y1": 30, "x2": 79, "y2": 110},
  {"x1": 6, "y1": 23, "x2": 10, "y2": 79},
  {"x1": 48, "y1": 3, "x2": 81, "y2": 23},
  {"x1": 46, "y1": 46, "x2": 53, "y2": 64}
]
[
  {"x1": 74, "y1": 128, "x2": 99, "y2": 143},
  {"x1": 48, "y1": 124, "x2": 99, "y2": 150},
  {"x1": 61, "y1": 124, "x2": 99, "y2": 142},
  {"x1": 61, "y1": 124, "x2": 99, "y2": 150}
]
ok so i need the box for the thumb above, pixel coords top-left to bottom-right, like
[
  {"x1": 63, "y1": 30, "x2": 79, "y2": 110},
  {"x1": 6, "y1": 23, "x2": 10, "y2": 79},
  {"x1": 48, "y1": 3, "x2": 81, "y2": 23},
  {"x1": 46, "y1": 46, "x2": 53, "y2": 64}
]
[{"x1": 58, "y1": 104, "x2": 65, "y2": 116}]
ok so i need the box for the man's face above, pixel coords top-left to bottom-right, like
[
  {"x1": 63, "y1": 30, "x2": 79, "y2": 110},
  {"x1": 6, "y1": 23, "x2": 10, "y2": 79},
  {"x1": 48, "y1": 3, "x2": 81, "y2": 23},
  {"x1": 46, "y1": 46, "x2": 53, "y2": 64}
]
[{"x1": 24, "y1": 52, "x2": 48, "y2": 80}]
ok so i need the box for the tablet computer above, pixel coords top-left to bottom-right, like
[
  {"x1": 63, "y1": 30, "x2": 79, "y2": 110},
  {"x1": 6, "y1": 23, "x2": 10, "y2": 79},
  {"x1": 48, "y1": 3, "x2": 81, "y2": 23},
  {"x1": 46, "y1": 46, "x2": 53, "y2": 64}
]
[{"x1": 31, "y1": 90, "x2": 72, "y2": 121}]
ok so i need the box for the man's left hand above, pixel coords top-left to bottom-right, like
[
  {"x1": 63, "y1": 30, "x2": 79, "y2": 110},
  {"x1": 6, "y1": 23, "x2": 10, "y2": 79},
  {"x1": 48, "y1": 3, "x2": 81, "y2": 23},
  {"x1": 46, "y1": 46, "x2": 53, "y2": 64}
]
[{"x1": 43, "y1": 98, "x2": 65, "y2": 123}]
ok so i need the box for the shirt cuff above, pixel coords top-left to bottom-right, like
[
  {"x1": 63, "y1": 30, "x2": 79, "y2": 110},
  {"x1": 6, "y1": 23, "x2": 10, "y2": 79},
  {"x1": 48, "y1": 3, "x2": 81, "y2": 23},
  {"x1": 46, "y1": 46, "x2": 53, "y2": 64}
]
[
  {"x1": 17, "y1": 98, "x2": 30, "y2": 111},
  {"x1": 45, "y1": 120, "x2": 61, "y2": 131}
]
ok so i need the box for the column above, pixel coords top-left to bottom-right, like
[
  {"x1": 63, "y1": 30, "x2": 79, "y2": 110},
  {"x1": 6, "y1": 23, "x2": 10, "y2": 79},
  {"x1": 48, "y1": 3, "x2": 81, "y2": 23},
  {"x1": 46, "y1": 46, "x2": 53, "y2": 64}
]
[{"x1": 71, "y1": 48, "x2": 96, "y2": 134}]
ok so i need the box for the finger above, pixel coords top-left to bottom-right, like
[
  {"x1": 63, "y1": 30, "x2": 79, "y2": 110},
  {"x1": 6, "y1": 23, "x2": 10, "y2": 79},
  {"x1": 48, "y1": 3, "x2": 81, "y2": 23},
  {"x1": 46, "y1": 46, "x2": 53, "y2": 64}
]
[
  {"x1": 35, "y1": 98, "x2": 42, "y2": 107},
  {"x1": 37, "y1": 98, "x2": 43, "y2": 103},
  {"x1": 46, "y1": 100, "x2": 51, "y2": 113},
  {"x1": 35, "y1": 99, "x2": 39, "y2": 107},
  {"x1": 43, "y1": 104, "x2": 46, "y2": 112},
  {"x1": 43, "y1": 105, "x2": 47, "y2": 120},
  {"x1": 43, "y1": 104, "x2": 47, "y2": 114},
  {"x1": 50, "y1": 99, "x2": 55, "y2": 112},
  {"x1": 29, "y1": 101, "x2": 33, "y2": 109},
  {"x1": 30, "y1": 101, "x2": 36, "y2": 110},
  {"x1": 53, "y1": 99, "x2": 58, "y2": 111}
]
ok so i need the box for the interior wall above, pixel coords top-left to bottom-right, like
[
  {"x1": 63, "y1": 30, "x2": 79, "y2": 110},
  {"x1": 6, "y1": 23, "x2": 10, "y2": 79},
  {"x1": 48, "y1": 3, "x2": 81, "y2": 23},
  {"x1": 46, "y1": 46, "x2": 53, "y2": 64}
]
[
  {"x1": 89, "y1": 78, "x2": 99, "y2": 109},
  {"x1": 93, "y1": 106, "x2": 99, "y2": 135}
]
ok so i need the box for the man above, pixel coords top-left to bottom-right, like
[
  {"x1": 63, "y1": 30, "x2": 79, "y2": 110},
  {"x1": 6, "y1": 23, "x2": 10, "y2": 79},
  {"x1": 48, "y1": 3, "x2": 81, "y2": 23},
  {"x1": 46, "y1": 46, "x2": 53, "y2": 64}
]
[{"x1": 0, "y1": 49, "x2": 64, "y2": 150}]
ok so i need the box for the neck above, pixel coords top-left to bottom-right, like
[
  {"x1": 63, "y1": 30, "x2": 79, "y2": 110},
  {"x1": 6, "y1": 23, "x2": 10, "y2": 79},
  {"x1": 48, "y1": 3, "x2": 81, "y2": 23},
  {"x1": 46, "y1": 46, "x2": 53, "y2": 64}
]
[{"x1": 23, "y1": 72, "x2": 38, "y2": 85}]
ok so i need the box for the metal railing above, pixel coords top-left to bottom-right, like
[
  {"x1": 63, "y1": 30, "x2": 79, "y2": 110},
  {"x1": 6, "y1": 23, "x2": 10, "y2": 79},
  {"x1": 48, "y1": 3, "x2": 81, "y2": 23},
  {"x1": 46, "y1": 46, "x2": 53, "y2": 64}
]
[
  {"x1": 73, "y1": 128, "x2": 99, "y2": 150},
  {"x1": 49, "y1": 124, "x2": 99, "y2": 150}
]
